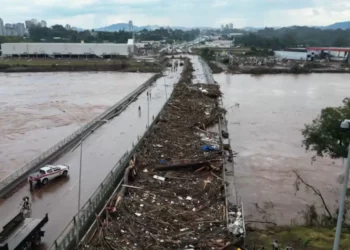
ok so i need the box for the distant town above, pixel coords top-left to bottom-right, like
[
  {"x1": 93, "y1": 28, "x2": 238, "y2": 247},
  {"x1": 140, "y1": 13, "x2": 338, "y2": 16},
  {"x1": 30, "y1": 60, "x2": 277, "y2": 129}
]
[{"x1": 0, "y1": 18, "x2": 78, "y2": 37}]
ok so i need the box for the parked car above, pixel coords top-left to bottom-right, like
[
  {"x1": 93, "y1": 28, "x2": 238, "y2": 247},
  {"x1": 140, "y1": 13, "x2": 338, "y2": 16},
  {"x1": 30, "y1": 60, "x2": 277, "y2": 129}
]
[{"x1": 28, "y1": 165, "x2": 69, "y2": 189}]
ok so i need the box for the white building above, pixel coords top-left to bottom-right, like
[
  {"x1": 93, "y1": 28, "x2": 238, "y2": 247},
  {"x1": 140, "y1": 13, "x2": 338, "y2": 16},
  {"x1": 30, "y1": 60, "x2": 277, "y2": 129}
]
[
  {"x1": 1, "y1": 43, "x2": 133, "y2": 58},
  {"x1": 0, "y1": 18, "x2": 4, "y2": 36}
]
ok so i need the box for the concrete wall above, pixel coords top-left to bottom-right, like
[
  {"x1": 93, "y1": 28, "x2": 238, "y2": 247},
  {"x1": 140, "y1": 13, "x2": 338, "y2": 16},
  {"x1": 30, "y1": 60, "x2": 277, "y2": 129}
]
[{"x1": 1, "y1": 43, "x2": 132, "y2": 56}]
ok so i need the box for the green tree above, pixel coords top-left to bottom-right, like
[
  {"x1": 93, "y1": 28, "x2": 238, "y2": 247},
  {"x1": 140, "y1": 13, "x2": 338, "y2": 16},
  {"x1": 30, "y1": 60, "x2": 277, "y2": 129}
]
[{"x1": 302, "y1": 98, "x2": 350, "y2": 158}]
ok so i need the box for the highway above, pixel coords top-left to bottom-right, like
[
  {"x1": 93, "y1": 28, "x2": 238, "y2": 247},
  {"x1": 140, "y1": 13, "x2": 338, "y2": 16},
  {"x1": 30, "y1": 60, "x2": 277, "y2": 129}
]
[{"x1": 0, "y1": 63, "x2": 183, "y2": 248}]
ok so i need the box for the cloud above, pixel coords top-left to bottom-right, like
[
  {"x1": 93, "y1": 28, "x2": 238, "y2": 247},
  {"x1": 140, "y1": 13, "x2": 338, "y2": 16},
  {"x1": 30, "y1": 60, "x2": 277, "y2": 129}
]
[{"x1": 0, "y1": 0, "x2": 349, "y2": 29}]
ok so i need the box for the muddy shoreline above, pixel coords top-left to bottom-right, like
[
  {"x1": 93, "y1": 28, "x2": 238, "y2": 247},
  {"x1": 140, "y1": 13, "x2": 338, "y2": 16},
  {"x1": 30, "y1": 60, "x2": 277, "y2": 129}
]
[
  {"x1": 0, "y1": 64, "x2": 161, "y2": 73},
  {"x1": 232, "y1": 66, "x2": 350, "y2": 74}
]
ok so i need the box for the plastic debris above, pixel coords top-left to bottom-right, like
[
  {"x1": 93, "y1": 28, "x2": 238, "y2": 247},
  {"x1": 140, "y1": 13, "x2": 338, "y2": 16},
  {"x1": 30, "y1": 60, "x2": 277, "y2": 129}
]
[{"x1": 153, "y1": 175, "x2": 165, "y2": 181}]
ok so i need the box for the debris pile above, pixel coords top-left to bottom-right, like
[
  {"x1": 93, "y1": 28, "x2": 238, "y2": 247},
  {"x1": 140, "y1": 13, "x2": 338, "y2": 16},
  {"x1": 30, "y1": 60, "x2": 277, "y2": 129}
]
[{"x1": 89, "y1": 58, "x2": 231, "y2": 249}]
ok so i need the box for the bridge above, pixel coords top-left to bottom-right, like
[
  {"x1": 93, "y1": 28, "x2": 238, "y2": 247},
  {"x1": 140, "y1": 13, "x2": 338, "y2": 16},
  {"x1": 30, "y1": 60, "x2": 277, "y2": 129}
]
[{"x1": 0, "y1": 55, "x2": 241, "y2": 249}]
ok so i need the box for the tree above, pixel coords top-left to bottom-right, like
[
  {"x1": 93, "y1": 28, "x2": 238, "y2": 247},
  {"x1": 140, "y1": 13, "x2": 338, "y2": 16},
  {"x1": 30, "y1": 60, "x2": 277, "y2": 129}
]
[{"x1": 302, "y1": 98, "x2": 350, "y2": 158}]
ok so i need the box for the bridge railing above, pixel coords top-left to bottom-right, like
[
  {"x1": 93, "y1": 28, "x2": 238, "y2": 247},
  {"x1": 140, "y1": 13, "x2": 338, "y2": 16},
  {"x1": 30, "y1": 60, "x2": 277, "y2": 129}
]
[{"x1": 0, "y1": 74, "x2": 161, "y2": 196}]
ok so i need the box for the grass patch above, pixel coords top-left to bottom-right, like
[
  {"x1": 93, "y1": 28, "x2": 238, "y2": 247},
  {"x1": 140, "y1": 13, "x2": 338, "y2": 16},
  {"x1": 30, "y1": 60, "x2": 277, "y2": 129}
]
[
  {"x1": 247, "y1": 226, "x2": 350, "y2": 250},
  {"x1": 0, "y1": 58, "x2": 162, "y2": 72}
]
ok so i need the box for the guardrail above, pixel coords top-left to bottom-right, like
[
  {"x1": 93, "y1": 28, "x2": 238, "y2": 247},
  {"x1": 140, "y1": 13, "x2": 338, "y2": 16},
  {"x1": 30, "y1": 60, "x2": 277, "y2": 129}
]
[
  {"x1": 50, "y1": 59, "x2": 188, "y2": 250},
  {"x1": 0, "y1": 73, "x2": 161, "y2": 198}
]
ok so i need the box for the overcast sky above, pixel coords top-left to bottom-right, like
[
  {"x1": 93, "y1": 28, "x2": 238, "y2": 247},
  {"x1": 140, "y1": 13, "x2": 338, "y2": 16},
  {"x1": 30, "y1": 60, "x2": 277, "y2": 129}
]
[{"x1": 2, "y1": 0, "x2": 350, "y2": 29}]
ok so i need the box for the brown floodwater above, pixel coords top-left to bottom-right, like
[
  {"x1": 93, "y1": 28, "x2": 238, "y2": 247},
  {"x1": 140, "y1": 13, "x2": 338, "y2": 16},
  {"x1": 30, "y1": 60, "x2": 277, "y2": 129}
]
[
  {"x1": 0, "y1": 72, "x2": 154, "y2": 179},
  {"x1": 214, "y1": 73, "x2": 350, "y2": 225}
]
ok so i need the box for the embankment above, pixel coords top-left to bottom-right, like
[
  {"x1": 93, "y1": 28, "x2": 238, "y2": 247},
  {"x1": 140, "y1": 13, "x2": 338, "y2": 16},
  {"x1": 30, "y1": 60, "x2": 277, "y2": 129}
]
[
  {"x1": 216, "y1": 64, "x2": 350, "y2": 75},
  {"x1": 0, "y1": 59, "x2": 165, "y2": 73}
]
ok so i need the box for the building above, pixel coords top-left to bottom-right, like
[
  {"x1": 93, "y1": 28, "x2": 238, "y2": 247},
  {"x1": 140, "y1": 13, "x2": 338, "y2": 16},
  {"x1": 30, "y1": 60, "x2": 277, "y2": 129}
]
[
  {"x1": 25, "y1": 20, "x2": 35, "y2": 29},
  {"x1": 0, "y1": 18, "x2": 4, "y2": 36},
  {"x1": 14, "y1": 23, "x2": 25, "y2": 36},
  {"x1": 31, "y1": 19, "x2": 38, "y2": 25},
  {"x1": 1, "y1": 43, "x2": 133, "y2": 58},
  {"x1": 128, "y1": 20, "x2": 133, "y2": 33},
  {"x1": 229, "y1": 23, "x2": 233, "y2": 30},
  {"x1": 65, "y1": 24, "x2": 71, "y2": 30},
  {"x1": 4, "y1": 24, "x2": 15, "y2": 36},
  {"x1": 306, "y1": 47, "x2": 350, "y2": 61},
  {"x1": 221, "y1": 24, "x2": 224, "y2": 30},
  {"x1": 40, "y1": 20, "x2": 47, "y2": 28}
]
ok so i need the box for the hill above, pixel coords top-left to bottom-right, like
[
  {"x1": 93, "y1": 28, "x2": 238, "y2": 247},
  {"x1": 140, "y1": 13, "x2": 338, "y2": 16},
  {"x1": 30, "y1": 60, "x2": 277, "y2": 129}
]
[
  {"x1": 95, "y1": 23, "x2": 208, "y2": 32},
  {"x1": 323, "y1": 21, "x2": 350, "y2": 30}
]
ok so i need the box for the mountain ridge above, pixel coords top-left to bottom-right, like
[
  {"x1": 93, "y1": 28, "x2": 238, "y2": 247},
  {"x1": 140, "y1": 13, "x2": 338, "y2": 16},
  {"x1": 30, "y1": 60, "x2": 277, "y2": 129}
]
[{"x1": 78, "y1": 21, "x2": 350, "y2": 32}]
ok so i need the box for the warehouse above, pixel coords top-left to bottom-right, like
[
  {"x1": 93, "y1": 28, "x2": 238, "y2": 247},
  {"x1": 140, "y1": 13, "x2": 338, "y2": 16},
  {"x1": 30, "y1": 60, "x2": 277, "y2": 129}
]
[{"x1": 0, "y1": 43, "x2": 134, "y2": 58}]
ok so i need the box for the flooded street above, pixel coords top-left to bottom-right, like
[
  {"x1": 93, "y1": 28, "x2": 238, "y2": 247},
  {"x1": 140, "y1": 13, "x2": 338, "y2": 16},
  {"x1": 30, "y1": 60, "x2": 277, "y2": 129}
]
[
  {"x1": 0, "y1": 72, "x2": 153, "y2": 179},
  {"x1": 214, "y1": 73, "x2": 350, "y2": 225}
]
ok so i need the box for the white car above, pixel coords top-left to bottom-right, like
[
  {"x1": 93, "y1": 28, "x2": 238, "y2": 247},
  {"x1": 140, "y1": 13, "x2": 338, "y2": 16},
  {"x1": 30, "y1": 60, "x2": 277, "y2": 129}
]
[{"x1": 28, "y1": 165, "x2": 69, "y2": 186}]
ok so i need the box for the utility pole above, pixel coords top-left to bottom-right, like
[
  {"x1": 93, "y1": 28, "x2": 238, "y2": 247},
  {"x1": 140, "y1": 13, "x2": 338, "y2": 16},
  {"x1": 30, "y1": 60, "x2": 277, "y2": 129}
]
[
  {"x1": 76, "y1": 138, "x2": 83, "y2": 249},
  {"x1": 333, "y1": 119, "x2": 350, "y2": 250},
  {"x1": 164, "y1": 69, "x2": 168, "y2": 100},
  {"x1": 147, "y1": 94, "x2": 150, "y2": 126}
]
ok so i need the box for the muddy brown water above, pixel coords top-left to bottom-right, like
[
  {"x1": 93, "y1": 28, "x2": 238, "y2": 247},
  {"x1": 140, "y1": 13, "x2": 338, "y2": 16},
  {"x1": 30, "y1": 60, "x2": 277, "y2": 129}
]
[
  {"x1": 0, "y1": 72, "x2": 154, "y2": 179},
  {"x1": 214, "y1": 73, "x2": 350, "y2": 225}
]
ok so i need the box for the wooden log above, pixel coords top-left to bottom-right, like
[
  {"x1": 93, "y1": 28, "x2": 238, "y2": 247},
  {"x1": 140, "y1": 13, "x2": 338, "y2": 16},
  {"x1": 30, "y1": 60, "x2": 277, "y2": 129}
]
[{"x1": 153, "y1": 159, "x2": 222, "y2": 171}]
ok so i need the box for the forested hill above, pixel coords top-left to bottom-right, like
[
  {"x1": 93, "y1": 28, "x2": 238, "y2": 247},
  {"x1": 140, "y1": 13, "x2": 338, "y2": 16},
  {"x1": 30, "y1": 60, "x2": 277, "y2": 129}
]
[{"x1": 235, "y1": 26, "x2": 350, "y2": 49}]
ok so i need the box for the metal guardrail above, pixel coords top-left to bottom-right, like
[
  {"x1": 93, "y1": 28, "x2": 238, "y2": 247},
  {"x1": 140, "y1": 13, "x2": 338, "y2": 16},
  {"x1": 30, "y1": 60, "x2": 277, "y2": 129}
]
[
  {"x1": 0, "y1": 73, "x2": 161, "y2": 196},
  {"x1": 50, "y1": 60, "x2": 188, "y2": 250}
]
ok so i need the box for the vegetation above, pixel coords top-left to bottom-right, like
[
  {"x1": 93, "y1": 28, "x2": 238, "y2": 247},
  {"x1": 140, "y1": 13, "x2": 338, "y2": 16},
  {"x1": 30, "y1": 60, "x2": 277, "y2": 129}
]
[
  {"x1": 137, "y1": 28, "x2": 200, "y2": 43},
  {"x1": 235, "y1": 26, "x2": 350, "y2": 49},
  {"x1": 247, "y1": 226, "x2": 350, "y2": 250},
  {"x1": 302, "y1": 98, "x2": 350, "y2": 159},
  {"x1": 24, "y1": 25, "x2": 200, "y2": 43},
  {"x1": 0, "y1": 58, "x2": 163, "y2": 73}
]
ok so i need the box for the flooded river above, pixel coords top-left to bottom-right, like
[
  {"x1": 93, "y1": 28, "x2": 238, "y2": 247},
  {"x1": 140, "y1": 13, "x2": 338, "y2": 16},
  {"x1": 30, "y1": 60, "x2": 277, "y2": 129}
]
[
  {"x1": 214, "y1": 73, "x2": 350, "y2": 225},
  {"x1": 0, "y1": 72, "x2": 153, "y2": 179}
]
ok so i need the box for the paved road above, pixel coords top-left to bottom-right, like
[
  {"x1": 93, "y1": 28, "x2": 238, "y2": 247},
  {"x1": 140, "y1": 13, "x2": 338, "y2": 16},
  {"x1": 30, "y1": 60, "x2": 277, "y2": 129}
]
[{"x1": 0, "y1": 64, "x2": 183, "y2": 248}]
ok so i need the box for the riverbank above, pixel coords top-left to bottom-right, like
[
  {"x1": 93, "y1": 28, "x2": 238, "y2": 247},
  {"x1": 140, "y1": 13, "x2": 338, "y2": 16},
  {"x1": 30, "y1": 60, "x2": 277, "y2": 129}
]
[
  {"x1": 229, "y1": 65, "x2": 350, "y2": 74},
  {"x1": 246, "y1": 226, "x2": 350, "y2": 250},
  {"x1": 0, "y1": 58, "x2": 163, "y2": 73}
]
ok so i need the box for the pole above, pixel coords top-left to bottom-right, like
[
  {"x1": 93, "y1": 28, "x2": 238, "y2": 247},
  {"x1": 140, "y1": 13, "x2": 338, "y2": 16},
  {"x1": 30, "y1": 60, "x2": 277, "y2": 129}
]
[
  {"x1": 333, "y1": 142, "x2": 350, "y2": 250},
  {"x1": 147, "y1": 96, "x2": 150, "y2": 126},
  {"x1": 76, "y1": 139, "x2": 83, "y2": 249},
  {"x1": 164, "y1": 70, "x2": 168, "y2": 100}
]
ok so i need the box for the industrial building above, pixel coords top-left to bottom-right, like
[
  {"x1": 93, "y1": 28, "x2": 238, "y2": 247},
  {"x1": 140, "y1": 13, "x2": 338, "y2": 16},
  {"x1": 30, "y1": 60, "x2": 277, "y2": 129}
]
[
  {"x1": 306, "y1": 47, "x2": 350, "y2": 61},
  {"x1": 1, "y1": 43, "x2": 134, "y2": 58}
]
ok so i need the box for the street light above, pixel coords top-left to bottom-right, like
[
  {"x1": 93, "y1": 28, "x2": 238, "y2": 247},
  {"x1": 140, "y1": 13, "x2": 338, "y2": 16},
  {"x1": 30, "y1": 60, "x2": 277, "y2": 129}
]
[
  {"x1": 163, "y1": 68, "x2": 168, "y2": 100},
  {"x1": 333, "y1": 119, "x2": 350, "y2": 250},
  {"x1": 55, "y1": 106, "x2": 106, "y2": 249}
]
